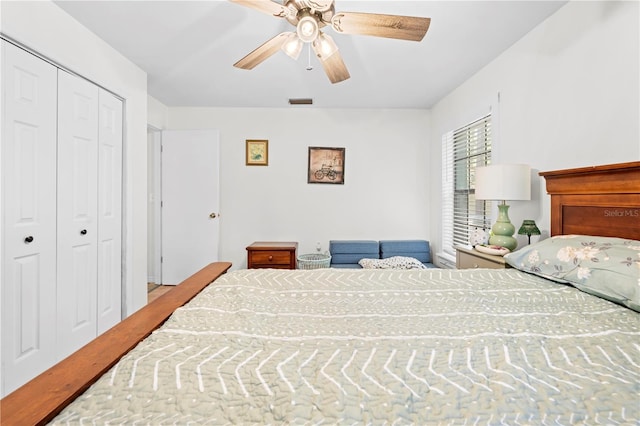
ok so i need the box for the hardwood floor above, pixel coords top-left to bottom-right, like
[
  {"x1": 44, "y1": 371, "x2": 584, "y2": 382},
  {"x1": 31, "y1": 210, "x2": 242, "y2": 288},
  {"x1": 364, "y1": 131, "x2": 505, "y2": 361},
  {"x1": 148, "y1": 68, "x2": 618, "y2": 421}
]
[{"x1": 147, "y1": 283, "x2": 174, "y2": 303}]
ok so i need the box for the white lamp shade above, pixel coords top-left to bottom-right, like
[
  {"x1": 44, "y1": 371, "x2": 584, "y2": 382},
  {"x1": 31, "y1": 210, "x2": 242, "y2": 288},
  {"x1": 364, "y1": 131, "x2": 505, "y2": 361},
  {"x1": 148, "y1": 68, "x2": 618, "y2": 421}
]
[
  {"x1": 475, "y1": 164, "x2": 531, "y2": 201},
  {"x1": 281, "y1": 33, "x2": 303, "y2": 60},
  {"x1": 312, "y1": 32, "x2": 338, "y2": 59}
]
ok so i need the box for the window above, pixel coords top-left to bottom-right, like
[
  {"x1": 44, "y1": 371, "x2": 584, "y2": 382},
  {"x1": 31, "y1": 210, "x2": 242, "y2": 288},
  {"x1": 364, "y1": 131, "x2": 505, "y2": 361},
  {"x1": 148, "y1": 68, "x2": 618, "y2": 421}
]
[{"x1": 441, "y1": 114, "x2": 492, "y2": 257}]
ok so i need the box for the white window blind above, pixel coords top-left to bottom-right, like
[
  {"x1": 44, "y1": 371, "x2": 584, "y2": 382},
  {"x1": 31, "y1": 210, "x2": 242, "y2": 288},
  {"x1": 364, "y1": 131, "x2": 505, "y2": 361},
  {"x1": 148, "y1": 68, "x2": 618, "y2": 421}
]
[{"x1": 441, "y1": 114, "x2": 492, "y2": 256}]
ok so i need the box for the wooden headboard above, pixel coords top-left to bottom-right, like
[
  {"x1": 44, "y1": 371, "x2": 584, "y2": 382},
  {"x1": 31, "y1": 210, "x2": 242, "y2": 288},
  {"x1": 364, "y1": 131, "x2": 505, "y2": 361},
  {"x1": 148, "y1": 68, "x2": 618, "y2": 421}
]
[{"x1": 539, "y1": 161, "x2": 640, "y2": 240}]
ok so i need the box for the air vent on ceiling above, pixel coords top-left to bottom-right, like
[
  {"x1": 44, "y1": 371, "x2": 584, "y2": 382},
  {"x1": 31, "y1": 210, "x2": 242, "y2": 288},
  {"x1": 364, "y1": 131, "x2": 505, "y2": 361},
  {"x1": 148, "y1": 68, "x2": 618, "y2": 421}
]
[{"x1": 288, "y1": 98, "x2": 313, "y2": 105}]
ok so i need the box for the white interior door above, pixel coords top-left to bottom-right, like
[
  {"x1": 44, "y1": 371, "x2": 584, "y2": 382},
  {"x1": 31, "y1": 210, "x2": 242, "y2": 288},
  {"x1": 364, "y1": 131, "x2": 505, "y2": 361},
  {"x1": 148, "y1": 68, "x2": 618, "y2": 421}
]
[
  {"x1": 161, "y1": 130, "x2": 220, "y2": 285},
  {"x1": 1, "y1": 40, "x2": 58, "y2": 396},
  {"x1": 56, "y1": 70, "x2": 99, "y2": 359},
  {"x1": 97, "y1": 89, "x2": 123, "y2": 334}
]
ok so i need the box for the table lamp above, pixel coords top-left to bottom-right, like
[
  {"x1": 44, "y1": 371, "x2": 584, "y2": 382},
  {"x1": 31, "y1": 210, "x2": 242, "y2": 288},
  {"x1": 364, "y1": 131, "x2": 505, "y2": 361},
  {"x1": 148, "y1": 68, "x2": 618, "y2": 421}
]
[
  {"x1": 475, "y1": 164, "x2": 531, "y2": 251},
  {"x1": 518, "y1": 220, "x2": 541, "y2": 244}
]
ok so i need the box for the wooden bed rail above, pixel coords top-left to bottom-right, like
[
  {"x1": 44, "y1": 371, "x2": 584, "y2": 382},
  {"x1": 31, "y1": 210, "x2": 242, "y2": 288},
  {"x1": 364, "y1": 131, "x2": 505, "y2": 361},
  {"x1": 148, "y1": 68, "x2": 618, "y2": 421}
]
[{"x1": 0, "y1": 262, "x2": 232, "y2": 426}]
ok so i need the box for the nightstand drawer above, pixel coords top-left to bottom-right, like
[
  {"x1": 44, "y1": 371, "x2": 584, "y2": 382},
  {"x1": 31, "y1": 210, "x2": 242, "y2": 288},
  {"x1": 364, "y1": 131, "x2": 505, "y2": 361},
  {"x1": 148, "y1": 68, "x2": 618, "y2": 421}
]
[
  {"x1": 458, "y1": 253, "x2": 504, "y2": 269},
  {"x1": 249, "y1": 251, "x2": 292, "y2": 266}
]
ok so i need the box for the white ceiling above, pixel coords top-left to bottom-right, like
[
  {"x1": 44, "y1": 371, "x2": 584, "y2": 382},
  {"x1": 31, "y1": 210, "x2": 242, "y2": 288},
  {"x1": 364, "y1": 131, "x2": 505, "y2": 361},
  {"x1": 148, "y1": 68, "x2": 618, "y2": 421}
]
[{"x1": 53, "y1": 0, "x2": 567, "y2": 109}]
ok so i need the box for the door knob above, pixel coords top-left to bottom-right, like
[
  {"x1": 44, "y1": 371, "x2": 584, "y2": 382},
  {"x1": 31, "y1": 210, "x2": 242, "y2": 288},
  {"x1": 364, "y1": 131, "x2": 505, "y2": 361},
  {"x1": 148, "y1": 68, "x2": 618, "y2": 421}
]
[{"x1": 209, "y1": 212, "x2": 217, "y2": 219}]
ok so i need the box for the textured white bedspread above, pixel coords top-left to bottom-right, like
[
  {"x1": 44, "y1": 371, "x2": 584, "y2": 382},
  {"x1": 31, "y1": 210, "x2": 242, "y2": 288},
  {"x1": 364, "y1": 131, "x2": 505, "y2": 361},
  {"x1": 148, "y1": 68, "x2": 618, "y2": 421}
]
[{"x1": 52, "y1": 268, "x2": 640, "y2": 425}]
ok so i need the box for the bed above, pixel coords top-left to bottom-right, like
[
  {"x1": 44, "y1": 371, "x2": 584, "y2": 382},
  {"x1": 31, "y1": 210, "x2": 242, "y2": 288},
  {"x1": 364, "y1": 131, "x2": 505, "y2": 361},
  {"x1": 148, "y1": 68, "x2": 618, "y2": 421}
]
[{"x1": 2, "y1": 161, "x2": 639, "y2": 425}]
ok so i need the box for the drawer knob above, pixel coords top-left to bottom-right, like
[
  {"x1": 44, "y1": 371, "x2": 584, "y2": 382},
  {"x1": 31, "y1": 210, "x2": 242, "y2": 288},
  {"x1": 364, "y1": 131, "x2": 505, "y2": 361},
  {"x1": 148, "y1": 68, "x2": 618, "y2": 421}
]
[
  {"x1": 268, "y1": 255, "x2": 273, "y2": 261},
  {"x1": 24, "y1": 236, "x2": 34, "y2": 244},
  {"x1": 80, "y1": 229, "x2": 88, "y2": 235}
]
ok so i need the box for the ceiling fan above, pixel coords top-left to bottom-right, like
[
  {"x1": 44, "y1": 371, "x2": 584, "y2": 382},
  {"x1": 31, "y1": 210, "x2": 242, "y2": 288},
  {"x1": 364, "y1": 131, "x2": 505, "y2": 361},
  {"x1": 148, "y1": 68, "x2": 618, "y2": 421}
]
[{"x1": 230, "y1": 0, "x2": 431, "y2": 84}]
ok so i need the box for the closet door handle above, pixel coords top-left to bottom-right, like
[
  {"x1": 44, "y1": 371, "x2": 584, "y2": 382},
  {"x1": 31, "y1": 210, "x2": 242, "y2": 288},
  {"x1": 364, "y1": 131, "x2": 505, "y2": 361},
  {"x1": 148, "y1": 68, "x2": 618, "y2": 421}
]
[
  {"x1": 24, "y1": 236, "x2": 34, "y2": 244},
  {"x1": 80, "y1": 229, "x2": 87, "y2": 235}
]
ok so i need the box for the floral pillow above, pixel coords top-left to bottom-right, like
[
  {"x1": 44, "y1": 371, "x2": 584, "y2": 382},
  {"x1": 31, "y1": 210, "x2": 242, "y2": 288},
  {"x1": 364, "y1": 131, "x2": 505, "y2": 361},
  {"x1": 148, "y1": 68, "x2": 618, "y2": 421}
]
[
  {"x1": 504, "y1": 235, "x2": 640, "y2": 311},
  {"x1": 359, "y1": 256, "x2": 427, "y2": 270}
]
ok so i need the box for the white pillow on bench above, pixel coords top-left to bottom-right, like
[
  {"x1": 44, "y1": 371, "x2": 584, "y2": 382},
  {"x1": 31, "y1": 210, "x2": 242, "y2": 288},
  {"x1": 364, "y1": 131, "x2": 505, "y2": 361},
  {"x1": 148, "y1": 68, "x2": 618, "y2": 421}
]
[{"x1": 358, "y1": 256, "x2": 427, "y2": 270}]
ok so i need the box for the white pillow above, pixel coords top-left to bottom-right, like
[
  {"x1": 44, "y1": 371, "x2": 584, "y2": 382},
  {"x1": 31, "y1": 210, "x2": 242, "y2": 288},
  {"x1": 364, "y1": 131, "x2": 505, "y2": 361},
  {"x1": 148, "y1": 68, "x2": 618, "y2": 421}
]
[{"x1": 359, "y1": 256, "x2": 427, "y2": 270}]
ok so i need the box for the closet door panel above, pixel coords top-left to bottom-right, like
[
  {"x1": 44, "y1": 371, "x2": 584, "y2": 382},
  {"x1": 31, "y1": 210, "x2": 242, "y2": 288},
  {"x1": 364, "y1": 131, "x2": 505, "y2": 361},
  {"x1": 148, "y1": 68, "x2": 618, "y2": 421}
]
[
  {"x1": 97, "y1": 89, "x2": 123, "y2": 333},
  {"x1": 56, "y1": 70, "x2": 99, "y2": 360},
  {"x1": 1, "y1": 41, "x2": 57, "y2": 396}
]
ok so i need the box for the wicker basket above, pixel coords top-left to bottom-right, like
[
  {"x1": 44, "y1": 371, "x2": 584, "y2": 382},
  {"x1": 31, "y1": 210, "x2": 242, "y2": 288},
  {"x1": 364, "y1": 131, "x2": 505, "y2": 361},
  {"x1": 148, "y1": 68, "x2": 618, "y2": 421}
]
[{"x1": 297, "y1": 253, "x2": 331, "y2": 270}]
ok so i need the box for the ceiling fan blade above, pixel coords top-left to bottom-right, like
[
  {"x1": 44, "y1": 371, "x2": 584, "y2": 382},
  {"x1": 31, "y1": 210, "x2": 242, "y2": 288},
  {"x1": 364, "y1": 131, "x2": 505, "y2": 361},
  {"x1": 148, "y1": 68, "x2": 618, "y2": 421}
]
[
  {"x1": 234, "y1": 32, "x2": 292, "y2": 70},
  {"x1": 229, "y1": 0, "x2": 290, "y2": 18},
  {"x1": 331, "y1": 12, "x2": 431, "y2": 41},
  {"x1": 320, "y1": 52, "x2": 350, "y2": 84},
  {"x1": 312, "y1": 33, "x2": 350, "y2": 84}
]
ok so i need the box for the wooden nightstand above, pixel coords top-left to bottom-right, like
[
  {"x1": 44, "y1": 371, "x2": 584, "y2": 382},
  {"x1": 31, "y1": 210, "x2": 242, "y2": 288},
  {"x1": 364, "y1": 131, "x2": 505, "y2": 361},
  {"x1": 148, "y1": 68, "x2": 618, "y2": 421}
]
[
  {"x1": 455, "y1": 245, "x2": 510, "y2": 269},
  {"x1": 246, "y1": 242, "x2": 298, "y2": 269}
]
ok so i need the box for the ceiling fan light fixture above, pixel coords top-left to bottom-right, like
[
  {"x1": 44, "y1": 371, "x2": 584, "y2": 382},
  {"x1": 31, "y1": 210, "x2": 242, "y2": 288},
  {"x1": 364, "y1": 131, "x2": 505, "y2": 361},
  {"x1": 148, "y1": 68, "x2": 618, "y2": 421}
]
[
  {"x1": 231, "y1": 0, "x2": 431, "y2": 84},
  {"x1": 282, "y1": 33, "x2": 303, "y2": 60},
  {"x1": 313, "y1": 32, "x2": 338, "y2": 59},
  {"x1": 297, "y1": 14, "x2": 319, "y2": 43}
]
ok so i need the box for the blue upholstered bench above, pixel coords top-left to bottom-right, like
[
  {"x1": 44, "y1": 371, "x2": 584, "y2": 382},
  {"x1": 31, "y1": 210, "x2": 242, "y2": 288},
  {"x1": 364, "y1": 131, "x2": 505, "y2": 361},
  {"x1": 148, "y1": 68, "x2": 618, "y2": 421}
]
[
  {"x1": 329, "y1": 239, "x2": 436, "y2": 268},
  {"x1": 329, "y1": 240, "x2": 379, "y2": 269}
]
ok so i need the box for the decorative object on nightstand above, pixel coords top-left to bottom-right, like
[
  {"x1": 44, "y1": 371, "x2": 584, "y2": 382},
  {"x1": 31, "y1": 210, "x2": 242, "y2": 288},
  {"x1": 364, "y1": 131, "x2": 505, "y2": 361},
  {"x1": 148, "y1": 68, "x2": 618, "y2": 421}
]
[
  {"x1": 469, "y1": 228, "x2": 490, "y2": 246},
  {"x1": 518, "y1": 219, "x2": 541, "y2": 244},
  {"x1": 474, "y1": 244, "x2": 510, "y2": 256},
  {"x1": 475, "y1": 164, "x2": 531, "y2": 252}
]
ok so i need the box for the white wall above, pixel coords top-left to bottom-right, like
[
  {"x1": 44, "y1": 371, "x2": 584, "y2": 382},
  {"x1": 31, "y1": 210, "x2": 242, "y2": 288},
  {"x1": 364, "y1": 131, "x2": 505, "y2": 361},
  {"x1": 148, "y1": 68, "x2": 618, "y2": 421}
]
[
  {"x1": 429, "y1": 0, "x2": 640, "y2": 259},
  {"x1": 148, "y1": 96, "x2": 169, "y2": 130},
  {"x1": 1, "y1": 1, "x2": 149, "y2": 315},
  {"x1": 164, "y1": 108, "x2": 431, "y2": 270}
]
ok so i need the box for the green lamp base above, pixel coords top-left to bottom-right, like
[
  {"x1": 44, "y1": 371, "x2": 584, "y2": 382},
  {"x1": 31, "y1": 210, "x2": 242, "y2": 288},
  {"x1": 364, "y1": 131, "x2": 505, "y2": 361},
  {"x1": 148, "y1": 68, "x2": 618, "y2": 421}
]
[{"x1": 489, "y1": 203, "x2": 517, "y2": 251}]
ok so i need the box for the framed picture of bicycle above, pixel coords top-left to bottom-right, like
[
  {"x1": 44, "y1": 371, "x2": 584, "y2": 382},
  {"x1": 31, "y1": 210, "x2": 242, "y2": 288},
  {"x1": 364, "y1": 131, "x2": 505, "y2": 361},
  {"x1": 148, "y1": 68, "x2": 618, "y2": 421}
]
[{"x1": 307, "y1": 146, "x2": 345, "y2": 184}]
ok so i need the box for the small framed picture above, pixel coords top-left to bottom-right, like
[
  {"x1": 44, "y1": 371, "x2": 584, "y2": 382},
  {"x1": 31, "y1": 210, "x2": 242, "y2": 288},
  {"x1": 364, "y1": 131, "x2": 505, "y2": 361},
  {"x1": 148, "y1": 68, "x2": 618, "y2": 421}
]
[
  {"x1": 307, "y1": 147, "x2": 345, "y2": 184},
  {"x1": 246, "y1": 140, "x2": 268, "y2": 166}
]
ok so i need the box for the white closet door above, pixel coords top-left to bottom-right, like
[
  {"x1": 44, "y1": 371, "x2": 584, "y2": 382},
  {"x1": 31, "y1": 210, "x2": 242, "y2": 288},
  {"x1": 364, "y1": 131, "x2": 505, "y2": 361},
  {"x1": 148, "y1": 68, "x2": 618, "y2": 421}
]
[
  {"x1": 97, "y1": 89, "x2": 123, "y2": 334},
  {"x1": 1, "y1": 41, "x2": 58, "y2": 396},
  {"x1": 56, "y1": 70, "x2": 99, "y2": 359}
]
